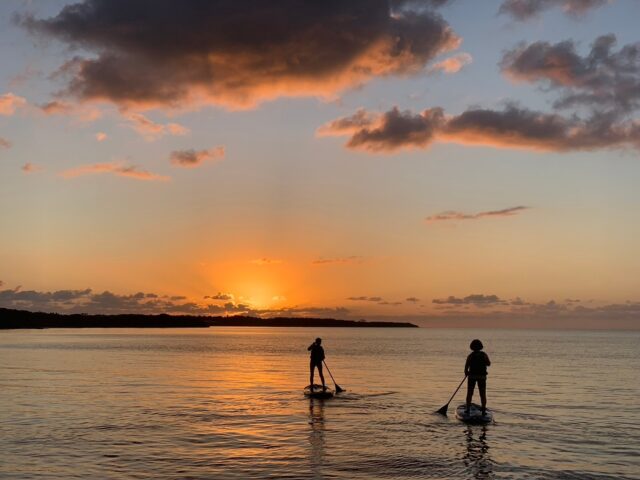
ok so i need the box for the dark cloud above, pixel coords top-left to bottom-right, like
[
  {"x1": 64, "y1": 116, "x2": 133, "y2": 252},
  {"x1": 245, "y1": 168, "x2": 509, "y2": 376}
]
[
  {"x1": 406, "y1": 297, "x2": 420, "y2": 302},
  {"x1": 170, "y1": 147, "x2": 225, "y2": 168},
  {"x1": 347, "y1": 296, "x2": 384, "y2": 302},
  {"x1": 318, "y1": 107, "x2": 445, "y2": 152},
  {"x1": 433, "y1": 294, "x2": 505, "y2": 306},
  {"x1": 501, "y1": 35, "x2": 640, "y2": 115},
  {"x1": 319, "y1": 104, "x2": 640, "y2": 153},
  {"x1": 0, "y1": 284, "x2": 353, "y2": 318},
  {"x1": 21, "y1": 0, "x2": 460, "y2": 110},
  {"x1": 498, "y1": 0, "x2": 610, "y2": 20},
  {"x1": 205, "y1": 293, "x2": 234, "y2": 301},
  {"x1": 426, "y1": 206, "x2": 529, "y2": 222}
]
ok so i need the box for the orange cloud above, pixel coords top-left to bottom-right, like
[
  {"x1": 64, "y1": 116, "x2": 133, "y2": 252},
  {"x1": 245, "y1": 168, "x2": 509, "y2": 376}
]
[
  {"x1": 0, "y1": 93, "x2": 27, "y2": 115},
  {"x1": 170, "y1": 146, "x2": 225, "y2": 168},
  {"x1": 22, "y1": 1, "x2": 460, "y2": 110},
  {"x1": 430, "y1": 53, "x2": 472, "y2": 74},
  {"x1": 123, "y1": 112, "x2": 189, "y2": 140},
  {"x1": 95, "y1": 132, "x2": 107, "y2": 142},
  {"x1": 59, "y1": 161, "x2": 169, "y2": 181}
]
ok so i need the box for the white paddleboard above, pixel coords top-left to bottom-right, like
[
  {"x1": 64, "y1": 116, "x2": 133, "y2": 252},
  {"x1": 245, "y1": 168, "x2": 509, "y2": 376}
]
[{"x1": 455, "y1": 403, "x2": 493, "y2": 424}]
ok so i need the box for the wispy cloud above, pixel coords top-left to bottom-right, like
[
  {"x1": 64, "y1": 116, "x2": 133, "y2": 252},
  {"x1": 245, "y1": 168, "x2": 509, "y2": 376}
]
[
  {"x1": 499, "y1": 0, "x2": 610, "y2": 21},
  {"x1": 59, "y1": 161, "x2": 169, "y2": 181},
  {"x1": 312, "y1": 256, "x2": 365, "y2": 265},
  {"x1": 95, "y1": 132, "x2": 107, "y2": 142},
  {"x1": 426, "y1": 206, "x2": 529, "y2": 223},
  {"x1": 0, "y1": 93, "x2": 27, "y2": 116},
  {"x1": 170, "y1": 147, "x2": 225, "y2": 168},
  {"x1": 430, "y1": 53, "x2": 472, "y2": 74},
  {"x1": 22, "y1": 163, "x2": 43, "y2": 174},
  {"x1": 123, "y1": 112, "x2": 189, "y2": 140},
  {"x1": 250, "y1": 258, "x2": 283, "y2": 266},
  {"x1": 0, "y1": 137, "x2": 11, "y2": 149}
]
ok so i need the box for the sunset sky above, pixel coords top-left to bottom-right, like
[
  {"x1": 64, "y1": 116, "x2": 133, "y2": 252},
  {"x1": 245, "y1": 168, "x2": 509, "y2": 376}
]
[{"x1": 1, "y1": 0, "x2": 639, "y2": 328}]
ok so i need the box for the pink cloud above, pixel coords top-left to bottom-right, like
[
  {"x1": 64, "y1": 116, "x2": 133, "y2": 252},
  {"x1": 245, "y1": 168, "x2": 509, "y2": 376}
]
[
  {"x1": 59, "y1": 161, "x2": 169, "y2": 181},
  {"x1": 22, "y1": 163, "x2": 43, "y2": 174},
  {"x1": 0, "y1": 93, "x2": 27, "y2": 116},
  {"x1": 123, "y1": 112, "x2": 189, "y2": 140}
]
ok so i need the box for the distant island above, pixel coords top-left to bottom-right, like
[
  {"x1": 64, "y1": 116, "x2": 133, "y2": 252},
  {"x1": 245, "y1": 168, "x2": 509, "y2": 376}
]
[{"x1": 0, "y1": 308, "x2": 418, "y2": 329}]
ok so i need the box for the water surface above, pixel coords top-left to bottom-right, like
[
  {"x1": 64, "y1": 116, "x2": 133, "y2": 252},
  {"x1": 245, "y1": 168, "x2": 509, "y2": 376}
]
[{"x1": 1, "y1": 328, "x2": 638, "y2": 479}]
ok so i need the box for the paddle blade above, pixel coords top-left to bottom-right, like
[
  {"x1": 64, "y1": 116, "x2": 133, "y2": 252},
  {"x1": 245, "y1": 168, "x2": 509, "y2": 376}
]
[
  {"x1": 436, "y1": 404, "x2": 449, "y2": 415},
  {"x1": 335, "y1": 384, "x2": 345, "y2": 393}
]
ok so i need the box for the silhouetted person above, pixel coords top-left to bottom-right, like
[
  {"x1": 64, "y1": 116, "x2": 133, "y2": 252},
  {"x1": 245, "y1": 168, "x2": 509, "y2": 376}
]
[
  {"x1": 308, "y1": 337, "x2": 326, "y2": 391},
  {"x1": 465, "y1": 339, "x2": 491, "y2": 415}
]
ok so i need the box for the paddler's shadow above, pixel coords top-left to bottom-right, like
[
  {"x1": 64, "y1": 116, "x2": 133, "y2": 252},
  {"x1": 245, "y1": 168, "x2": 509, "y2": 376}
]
[
  {"x1": 463, "y1": 426, "x2": 494, "y2": 479},
  {"x1": 308, "y1": 399, "x2": 326, "y2": 475}
]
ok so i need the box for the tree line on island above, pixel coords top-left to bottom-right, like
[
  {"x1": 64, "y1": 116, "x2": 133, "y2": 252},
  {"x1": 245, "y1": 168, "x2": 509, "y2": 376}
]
[{"x1": 0, "y1": 308, "x2": 418, "y2": 329}]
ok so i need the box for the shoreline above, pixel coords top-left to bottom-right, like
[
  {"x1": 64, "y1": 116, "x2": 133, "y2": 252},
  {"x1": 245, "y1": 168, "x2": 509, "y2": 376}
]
[{"x1": 0, "y1": 308, "x2": 418, "y2": 329}]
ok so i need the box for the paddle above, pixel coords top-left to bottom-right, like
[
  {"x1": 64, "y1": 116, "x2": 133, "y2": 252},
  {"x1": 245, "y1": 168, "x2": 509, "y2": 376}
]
[
  {"x1": 436, "y1": 375, "x2": 467, "y2": 415},
  {"x1": 323, "y1": 360, "x2": 345, "y2": 393}
]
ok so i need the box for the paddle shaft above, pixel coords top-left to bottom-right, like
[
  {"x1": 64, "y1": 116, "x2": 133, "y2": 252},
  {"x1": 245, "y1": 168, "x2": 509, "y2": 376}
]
[
  {"x1": 323, "y1": 361, "x2": 342, "y2": 391},
  {"x1": 445, "y1": 375, "x2": 467, "y2": 407}
]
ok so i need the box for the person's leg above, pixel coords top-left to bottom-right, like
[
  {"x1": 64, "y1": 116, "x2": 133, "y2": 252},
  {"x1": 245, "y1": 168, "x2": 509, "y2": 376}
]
[
  {"x1": 479, "y1": 378, "x2": 487, "y2": 414},
  {"x1": 317, "y1": 363, "x2": 326, "y2": 389},
  {"x1": 310, "y1": 361, "x2": 315, "y2": 389},
  {"x1": 466, "y1": 377, "x2": 476, "y2": 412}
]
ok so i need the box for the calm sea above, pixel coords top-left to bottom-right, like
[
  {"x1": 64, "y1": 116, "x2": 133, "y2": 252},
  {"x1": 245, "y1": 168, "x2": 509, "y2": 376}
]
[{"x1": 1, "y1": 328, "x2": 638, "y2": 480}]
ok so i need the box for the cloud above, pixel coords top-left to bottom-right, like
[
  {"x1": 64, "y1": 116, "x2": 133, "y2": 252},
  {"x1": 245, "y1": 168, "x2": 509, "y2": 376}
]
[
  {"x1": 426, "y1": 206, "x2": 529, "y2": 223},
  {"x1": 95, "y1": 132, "x2": 107, "y2": 142},
  {"x1": 433, "y1": 294, "x2": 505, "y2": 306},
  {"x1": 501, "y1": 35, "x2": 640, "y2": 115},
  {"x1": 405, "y1": 297, "x2": 420, "y2": 302},
  {"x1": 22, "y1": 163, "x2": 43, "y2": 174},
  {"x1": 347, "y1": 296, "x2": 383, "y2": 302},
  {"x1": 0, "y1": 283, "x2": 352, "y2": 318},
  {"x1": 498, "y1": 0, "x2": 610, "y2": 20},
  {"x1": 123, "y1": 112, "x2": 189, "y2": 140},
  {"x1": 312, "y1": 256, "x2": 365, "y2": 265},
  {"x1": 20, "y1": 0, "x2": 460, "y2": 110},
  {"x1": 319, "y1": 105, "x2": 640, "y2": 153},
  {"x1": 59, "y1": 161, "x2": 170, "y2": 181},
  {"x1": 250, "y1": 258, "x2": 282, "y2": 266},
  {"x1": 204, "y1": 293, "x2": 234, "y2": 301},
  {"x1": 0, "y1": 93, "x2": 27, "y2": 116},
  {"x1": 0, "y1": 137, "x2": 11, "y2": 149},
  {"x1": 430, "y1": 53, "x2": 472, "y2": 74},
  {"x1": 38, "y1": 100, "x2": 102, "y2": 122},
  {"x1": 170, "y1": 146, "x2": 225, "y2": 168},
  {"x1": 318, "y1": 107, "x2": 446, "y2": 152}
]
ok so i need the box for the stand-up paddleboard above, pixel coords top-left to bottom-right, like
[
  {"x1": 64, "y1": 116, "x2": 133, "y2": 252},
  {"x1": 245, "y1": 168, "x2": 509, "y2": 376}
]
[
  {"x1": 304, "y1": 384, "x2": 334, "y2": 399},
  {"x1": 455, "y1": 403, "x2": 493, "y2": 424}
]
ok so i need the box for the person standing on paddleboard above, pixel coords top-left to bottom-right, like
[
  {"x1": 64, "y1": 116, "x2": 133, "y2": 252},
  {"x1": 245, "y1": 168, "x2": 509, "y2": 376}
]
[
  {"x1": 465, "y1": 339, "x2": 491, "y2": 415},
  {"x1": 308, "y1": 338, "x2": 327, "y2": 391}
]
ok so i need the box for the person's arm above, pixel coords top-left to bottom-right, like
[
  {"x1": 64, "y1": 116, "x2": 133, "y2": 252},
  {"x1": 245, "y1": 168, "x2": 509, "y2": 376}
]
[
  {"x1": 308, "y1": 344, "x2": 314, "y2": 351},
  {"x1": 464, "y1": 355, "x2": 470, "y2": 375},
  {"x1": 484, "y1": 353, "x2": 491, "y2": 367}
]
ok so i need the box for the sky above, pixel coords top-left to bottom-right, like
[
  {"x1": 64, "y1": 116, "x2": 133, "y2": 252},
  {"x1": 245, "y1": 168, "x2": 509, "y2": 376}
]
[{"x1": 1, "y1": 0, "x2": 640, "y2": 328}]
